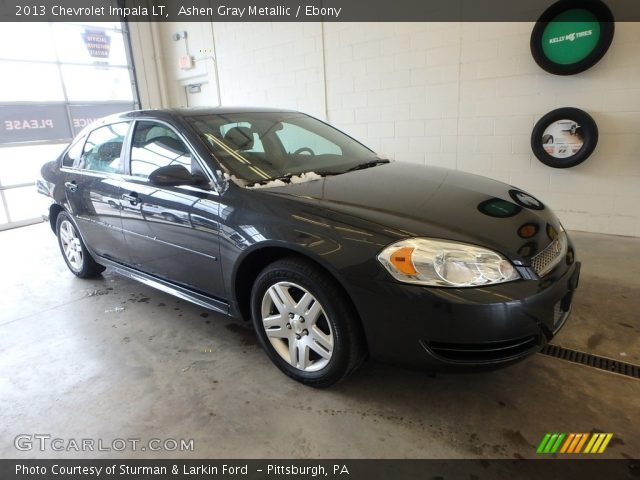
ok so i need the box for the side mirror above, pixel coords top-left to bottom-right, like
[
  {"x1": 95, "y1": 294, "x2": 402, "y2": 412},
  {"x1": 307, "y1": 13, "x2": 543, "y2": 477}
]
[{"x1": 148, "y1": 164, "x2": 208, "y2": 187}]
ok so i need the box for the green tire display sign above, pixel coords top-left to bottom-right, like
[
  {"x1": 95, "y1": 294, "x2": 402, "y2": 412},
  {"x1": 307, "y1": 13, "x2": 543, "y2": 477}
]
[
  {"x1": 531, "y1": 0, "x2": 614, "y2": 75},
  {"x1": 542, "y1": 9, "x2": 600, "y2": 64}
]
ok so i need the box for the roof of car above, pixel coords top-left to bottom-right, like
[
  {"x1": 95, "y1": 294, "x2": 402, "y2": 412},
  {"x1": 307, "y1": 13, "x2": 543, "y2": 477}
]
[
  {"x1": 173, "y1": 106, "x2": 300, "y2": 116},
  {"x1": 115, "y1": 106, "x2": 299, "y2": 120},
  {"x1": 75, "y1": 106, "x2": 302, "y2": 138}
]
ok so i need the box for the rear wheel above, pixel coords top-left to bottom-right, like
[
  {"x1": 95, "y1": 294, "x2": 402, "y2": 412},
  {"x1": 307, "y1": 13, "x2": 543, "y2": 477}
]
[
  {"x1": 251, "y1": 257, "x2": 366, "y2": 387},
  {"x1": 56, "y1": 212, "x2": 105, "y2": 278}
]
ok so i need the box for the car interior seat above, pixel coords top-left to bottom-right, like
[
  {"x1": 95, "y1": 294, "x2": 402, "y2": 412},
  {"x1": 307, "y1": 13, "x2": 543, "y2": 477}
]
[
  {"x1": 86, "y1": 141, "x2": 123, "y2": 172},
  {"x1": 223, "y1": 127, "x2": 255, "y2": 151}
]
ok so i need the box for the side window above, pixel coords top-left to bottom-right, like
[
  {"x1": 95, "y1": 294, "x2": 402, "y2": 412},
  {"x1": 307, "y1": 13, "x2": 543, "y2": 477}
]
[
  {"x1": 276, "y1": 122, "x2": 342, "y2": 156},
  {"x1": 130, "y1": 122, "x2": 195, "y2": 179},
  {"x1": 79, "y1": 122, "x2": 129, "y2": 173},
  {"x1": 62, "y1": 136, "x2": 86, "y2": 168}
]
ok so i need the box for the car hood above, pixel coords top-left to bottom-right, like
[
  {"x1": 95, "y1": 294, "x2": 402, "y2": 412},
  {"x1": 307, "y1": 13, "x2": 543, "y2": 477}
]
[{"x1": 256, "y1": 162, "x2": 562, "y2": 262}]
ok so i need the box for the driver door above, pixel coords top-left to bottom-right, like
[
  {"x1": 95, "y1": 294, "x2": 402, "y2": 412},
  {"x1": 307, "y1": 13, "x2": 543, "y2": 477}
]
[{"x1": 120, "y1": 120, "x2": 225, "y2": 299}]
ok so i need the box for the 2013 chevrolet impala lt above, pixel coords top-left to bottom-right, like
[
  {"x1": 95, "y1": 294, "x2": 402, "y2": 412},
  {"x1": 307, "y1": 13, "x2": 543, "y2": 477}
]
[{"x1": 38, "y1": 108, "x2": 580, "y2": 387}]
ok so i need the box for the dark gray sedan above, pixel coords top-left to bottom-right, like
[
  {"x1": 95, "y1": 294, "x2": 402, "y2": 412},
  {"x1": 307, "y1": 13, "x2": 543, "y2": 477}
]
[{"x1": 38, "y1": 107, "x2": 580, "y2": 387}]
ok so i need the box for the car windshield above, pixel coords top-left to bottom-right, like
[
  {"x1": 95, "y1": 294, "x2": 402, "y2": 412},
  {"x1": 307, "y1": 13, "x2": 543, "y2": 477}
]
[{"x1": 186, "y1": 112, "x2": 383, "y2": 185}]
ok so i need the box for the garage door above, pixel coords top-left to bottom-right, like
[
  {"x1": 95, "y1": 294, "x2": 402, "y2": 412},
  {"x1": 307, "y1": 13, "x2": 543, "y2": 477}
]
[{"x1": 0, "y1": 22, "x2": 139, "y2": 230}]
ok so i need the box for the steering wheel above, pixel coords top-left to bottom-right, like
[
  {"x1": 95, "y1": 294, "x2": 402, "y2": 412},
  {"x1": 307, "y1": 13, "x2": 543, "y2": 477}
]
[{"x1": 293, "y1": 147, "x2": 315, "y2": 156}]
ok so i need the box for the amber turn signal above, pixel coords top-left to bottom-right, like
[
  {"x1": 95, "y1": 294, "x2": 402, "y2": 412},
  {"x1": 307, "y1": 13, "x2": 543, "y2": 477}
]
[{"x1": 389, "y1": 247, "x2": 417, "y2": 275}]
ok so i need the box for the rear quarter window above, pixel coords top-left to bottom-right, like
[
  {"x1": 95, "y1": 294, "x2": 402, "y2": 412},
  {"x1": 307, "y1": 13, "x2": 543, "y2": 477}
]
[
  {"x1": 62, "y1": 136, "x2": 86, "y2": 168},
  {"x1": 79, "y1": 122, "x2": 129, "y2": 173}
]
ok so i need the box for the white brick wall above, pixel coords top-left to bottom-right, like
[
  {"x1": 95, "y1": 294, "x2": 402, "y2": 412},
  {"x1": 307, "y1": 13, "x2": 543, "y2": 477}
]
[
  {"x1": 210, "y1": 23, "x2": 326, "y2": 119},
  {"x1": 152, "y1": 22, "x2": 640, "y2": 237}
]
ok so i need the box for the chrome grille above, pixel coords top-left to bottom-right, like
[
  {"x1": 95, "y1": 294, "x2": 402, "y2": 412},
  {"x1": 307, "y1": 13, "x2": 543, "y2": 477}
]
[
  {"x1": 530, "y1": 232, "x2": 567, "y2": 277},
  {"x1": 426, "y1": 335, "x2": 539, "y2": 363}
]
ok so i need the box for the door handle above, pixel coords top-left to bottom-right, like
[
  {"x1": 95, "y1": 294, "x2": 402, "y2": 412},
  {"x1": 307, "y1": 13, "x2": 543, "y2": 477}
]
[
  {"x1": 121, "y1": 192, "x2": 140, "y2": 205},
  {"x1": 64, "y1": 181, "x2": 78, "y2": 193}
]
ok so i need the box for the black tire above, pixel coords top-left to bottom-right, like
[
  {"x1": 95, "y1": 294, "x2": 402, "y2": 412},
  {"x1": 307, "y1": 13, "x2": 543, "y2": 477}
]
[
  {"x1": 531, "y1": 107, "x2": 598, "y2": 169},
  {"x1": 530, "y1": 0, "x2": 614, "y2": 76},
  {"x1": 56, "y1": 211, "x2": 106, "y2": 278},
  {"x1": 250, "y1": 257, "x2": 366, "y2": 388}
]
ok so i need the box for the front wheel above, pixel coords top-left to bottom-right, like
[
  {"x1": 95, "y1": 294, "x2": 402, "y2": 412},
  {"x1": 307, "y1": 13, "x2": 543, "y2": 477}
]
[
  {"x1": 251, "y1": 257, "x2": 366, "y2": 387},
  {"x1": 56, "y1": 212, "x2": 105, "y2": 278}
]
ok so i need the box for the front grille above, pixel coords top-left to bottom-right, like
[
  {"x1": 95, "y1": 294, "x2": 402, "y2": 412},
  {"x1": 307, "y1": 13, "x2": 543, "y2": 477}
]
[
  {"x1": 425, "y1": 335, "x2": 539, "y2": 363},
  {"x1": 530, "y1": 232, "x2": 567, "y2": 277}
]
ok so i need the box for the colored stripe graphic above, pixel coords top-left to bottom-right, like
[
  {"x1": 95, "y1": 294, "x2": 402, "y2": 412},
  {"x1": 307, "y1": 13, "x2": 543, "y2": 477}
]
[
  {"x1": 574, "y1": 433, "x2": 589, "y2": 453},
  {"x1": 559, "y1": 433, "x2": 574, "y2": 453},
  {"x1": 565, "y1": 433, "x2": 585, "y2": 453},
  {"x1": 567, "y1": 433, "x2": 581, "y2": 453},
  {"x1": 591, "y1": 434, "x2": 606, "y2": 453},
  {"x1": 536, "y1": 433, "x2": 552, "y2": 454},
  {"x1": 584, "y1": 433, "x2": 614, "y2": 453},
  {"x1": 583, "y1": 433, "x2": 598, "y2": 453},
  {"x1": 550, "y1": 433, "x2": 565, "y2": 453},
  {"x1": 597, "y1": 433, "x2": 613, "y2": 453},
  {"x1": 544, "y1": 433, "x2": 559, "y2": 453},
  {"x1": 537, "y1": 433, "x2": 614, "y2": 454}
]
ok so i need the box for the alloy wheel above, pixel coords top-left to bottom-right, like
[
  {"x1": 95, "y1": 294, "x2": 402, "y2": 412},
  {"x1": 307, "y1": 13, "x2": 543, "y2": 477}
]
[
  {"x1": 260, "y1": 281, "x2": 334, "y2": 372},
  {"x1": 59, "y1": 220, "x2": 83, "y2": 271}
]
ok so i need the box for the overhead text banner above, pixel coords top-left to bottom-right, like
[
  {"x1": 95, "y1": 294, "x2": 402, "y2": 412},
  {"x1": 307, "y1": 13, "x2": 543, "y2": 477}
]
[
  {"x1": 2, "y1": 0, "x2": 640, "y2": 22},
  {"x1": 0, "y1": 105, "x2": 72, "y2": 144}
]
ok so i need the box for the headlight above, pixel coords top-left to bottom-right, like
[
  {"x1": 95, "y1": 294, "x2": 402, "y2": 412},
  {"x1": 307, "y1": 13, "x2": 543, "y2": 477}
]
[{"x1": 377, "y1": 238, "x2": 520, "y2": 287}]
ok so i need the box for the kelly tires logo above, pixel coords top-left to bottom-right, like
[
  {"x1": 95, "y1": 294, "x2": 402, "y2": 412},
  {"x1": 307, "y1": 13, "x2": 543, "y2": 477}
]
[
  {"x1": 536, "y1": 432, "x2": 613, "y2": 455},
  {"x1": 530, "y1": 0, "x2": 614, "y2": 75},
  {"x1": 547, "y1": 29, "x2": 593, "y2": 44}
]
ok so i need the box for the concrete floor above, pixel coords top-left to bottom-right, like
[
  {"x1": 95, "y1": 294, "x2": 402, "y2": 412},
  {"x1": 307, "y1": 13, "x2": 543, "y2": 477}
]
[{"x1": 1, "y1": 223, "x2": 638, "y2": 459}]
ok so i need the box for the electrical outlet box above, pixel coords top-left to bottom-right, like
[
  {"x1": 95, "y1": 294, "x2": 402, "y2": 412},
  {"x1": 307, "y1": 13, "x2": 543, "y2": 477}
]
[{"x1": 179, "y1": 55, "x2": 194, "y2": 70}]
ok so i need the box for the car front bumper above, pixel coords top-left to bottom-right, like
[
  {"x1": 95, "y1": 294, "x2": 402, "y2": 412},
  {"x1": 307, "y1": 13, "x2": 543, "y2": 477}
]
[{"x1": 346, "y1": 260, "x2": 581, "y2": 371}]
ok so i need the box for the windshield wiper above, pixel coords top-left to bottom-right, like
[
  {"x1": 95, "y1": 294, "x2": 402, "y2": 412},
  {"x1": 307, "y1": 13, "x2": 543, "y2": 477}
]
[
  {"x1": 249, "y1": 173, "x2": 295, "y2": 187},
  {"x1": 318, "y1": 159, "x2": 390, "y2": 176},
  {"x1": 250, "y1": 159, "x2": 390, "y2": 186},
  {"x1": 344, "y1": 159, "x2": 390, "y2": 172}
]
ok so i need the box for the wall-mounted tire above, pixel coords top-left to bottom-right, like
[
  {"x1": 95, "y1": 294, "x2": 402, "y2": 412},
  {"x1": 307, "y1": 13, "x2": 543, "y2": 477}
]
[
  {"x1": 531, "y1": 107, "x2": 598, "y2": 169},
  {"x1": 530, "y1": 0, "x2": 614, "y2": 76}
]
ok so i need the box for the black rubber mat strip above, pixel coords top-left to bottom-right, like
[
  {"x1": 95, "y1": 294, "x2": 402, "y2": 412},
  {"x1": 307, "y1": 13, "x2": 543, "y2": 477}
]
[{"x1": 540, "y1": 344, "x2": 640, "y2": 379}]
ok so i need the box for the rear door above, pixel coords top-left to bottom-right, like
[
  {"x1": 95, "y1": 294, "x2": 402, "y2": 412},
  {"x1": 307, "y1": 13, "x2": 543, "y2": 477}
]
[
  {"x1": 119, "y1": 120, "x2": 225, "y2": 299},
  {"x1": 63, "y1": 122, "x2": 130, "y2": 263}
]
